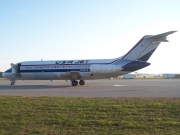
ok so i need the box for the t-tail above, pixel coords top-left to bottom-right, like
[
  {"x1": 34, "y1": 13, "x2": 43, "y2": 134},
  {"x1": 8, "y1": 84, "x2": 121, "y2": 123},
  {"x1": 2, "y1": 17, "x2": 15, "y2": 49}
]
[
  {"x1": 121, "y1": 31, "x2": 177, "y2": 61},
  {"x1": 2, "y1": 30, "x2": 177, "y2": 86}
]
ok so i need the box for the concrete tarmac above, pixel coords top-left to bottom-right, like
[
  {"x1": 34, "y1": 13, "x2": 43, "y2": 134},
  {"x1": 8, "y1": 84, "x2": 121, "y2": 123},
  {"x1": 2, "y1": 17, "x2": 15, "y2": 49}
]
[{"x1": 0, "y1": 79, "x2": 180, "y2": 97}]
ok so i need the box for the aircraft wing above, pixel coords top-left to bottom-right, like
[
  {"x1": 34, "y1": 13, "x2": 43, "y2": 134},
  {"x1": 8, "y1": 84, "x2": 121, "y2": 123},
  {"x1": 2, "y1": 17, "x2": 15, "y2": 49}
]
[
  {"x1": 144, "y1": 31, "x2": 177, "y2": 42},
  {"x1": 61, "y1": 71, "x2": 81, "y2": 80}
]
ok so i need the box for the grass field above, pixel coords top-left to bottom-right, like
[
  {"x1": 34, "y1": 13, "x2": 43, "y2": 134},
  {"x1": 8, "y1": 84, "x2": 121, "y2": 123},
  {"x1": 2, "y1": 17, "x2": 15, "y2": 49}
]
[{"x1": 0, "y1": 97, "x2": 179, "y2": 135}]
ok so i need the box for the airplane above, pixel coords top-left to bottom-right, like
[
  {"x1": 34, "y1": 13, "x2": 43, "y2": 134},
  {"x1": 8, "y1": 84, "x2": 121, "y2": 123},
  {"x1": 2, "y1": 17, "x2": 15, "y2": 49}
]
[{"x1": 2, "y1": 31, "x2": 177, "y2": 86}]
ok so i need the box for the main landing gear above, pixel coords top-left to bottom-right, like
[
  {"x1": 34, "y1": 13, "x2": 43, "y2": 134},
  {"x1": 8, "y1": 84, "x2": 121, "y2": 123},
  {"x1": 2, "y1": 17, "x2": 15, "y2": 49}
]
[
  {"x1": 10, "y1": 80, "x2": 16, "y2": 85},
  {"x1": 71, "y1": 80, "x2": 85, "y2": 86}
]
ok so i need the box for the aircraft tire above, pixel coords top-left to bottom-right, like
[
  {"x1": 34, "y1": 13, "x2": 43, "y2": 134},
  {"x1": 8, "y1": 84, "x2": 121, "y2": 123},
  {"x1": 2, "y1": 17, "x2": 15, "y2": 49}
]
[
  {"x1": 10, "y1": 80, "x2": 15, "y2": 85},
  {"x1": 72, "y1": 80, "x2": 78, "y2": 86},
  {"x1": 79, "y1": 80, "x2": 85, "y2": 85}
]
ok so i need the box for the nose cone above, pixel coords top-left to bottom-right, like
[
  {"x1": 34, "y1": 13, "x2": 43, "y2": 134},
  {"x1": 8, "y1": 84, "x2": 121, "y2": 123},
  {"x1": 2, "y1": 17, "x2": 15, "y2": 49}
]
[{"x1": 2, "y1": 68, "x2": 12, "y2": 78}]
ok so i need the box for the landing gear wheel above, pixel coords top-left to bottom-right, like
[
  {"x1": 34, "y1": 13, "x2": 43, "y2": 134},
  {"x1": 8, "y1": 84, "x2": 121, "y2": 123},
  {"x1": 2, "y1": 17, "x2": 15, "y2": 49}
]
[
  {"x1": 79, "y1": 80, "x2": 85, "y2": 85},
  {"x1": 71, "y1": 80, "x2": 78, "y2": 86},
  {"x1": 10, "y1": 80, "x2": 15, "y2": 85}
]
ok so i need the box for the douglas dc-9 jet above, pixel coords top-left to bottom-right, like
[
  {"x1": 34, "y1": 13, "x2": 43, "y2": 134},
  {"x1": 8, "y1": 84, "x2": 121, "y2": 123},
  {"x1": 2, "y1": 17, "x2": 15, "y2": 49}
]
[{"x1": 3, "y1": 31, "x2": 176, "y2": 86}]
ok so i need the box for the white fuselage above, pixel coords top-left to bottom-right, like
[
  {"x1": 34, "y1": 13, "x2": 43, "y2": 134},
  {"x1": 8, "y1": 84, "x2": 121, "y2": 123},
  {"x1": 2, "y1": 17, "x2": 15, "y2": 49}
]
[{"x1": 3, "y1": 58, "x2": 130, "y2": 81}]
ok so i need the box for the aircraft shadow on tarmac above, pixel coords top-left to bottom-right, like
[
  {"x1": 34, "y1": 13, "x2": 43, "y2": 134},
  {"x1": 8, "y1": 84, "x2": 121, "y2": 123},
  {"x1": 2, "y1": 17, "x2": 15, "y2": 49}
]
[{"x1": 0, "y1": 85, "x2": 71, "y2": 90}]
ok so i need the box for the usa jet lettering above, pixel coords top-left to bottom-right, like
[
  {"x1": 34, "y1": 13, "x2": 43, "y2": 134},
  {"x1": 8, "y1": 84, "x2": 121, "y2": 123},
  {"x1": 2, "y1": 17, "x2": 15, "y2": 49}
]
[{"x1": 55, "y1": 60, "x2": 90, "y2": 65}]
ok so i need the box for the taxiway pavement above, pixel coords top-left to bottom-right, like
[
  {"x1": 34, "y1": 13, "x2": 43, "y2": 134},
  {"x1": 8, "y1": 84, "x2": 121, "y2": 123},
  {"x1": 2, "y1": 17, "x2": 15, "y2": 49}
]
[{"x1": 0, "y1": 79, "x2": 180, "y2": 97}]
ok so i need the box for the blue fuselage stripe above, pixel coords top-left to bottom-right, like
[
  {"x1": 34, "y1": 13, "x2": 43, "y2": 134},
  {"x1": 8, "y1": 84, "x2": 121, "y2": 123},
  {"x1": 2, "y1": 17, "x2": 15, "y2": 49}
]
[
  {"x1": 21, "y1": 69, "x2": 90, "y2": 73},
  {"x1": 5, "y1": 69, "x2": 90, "y2": 73}
]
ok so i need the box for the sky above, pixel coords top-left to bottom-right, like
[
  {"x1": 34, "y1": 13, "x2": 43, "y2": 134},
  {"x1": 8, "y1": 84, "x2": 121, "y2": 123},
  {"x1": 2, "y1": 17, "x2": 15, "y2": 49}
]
[{"x1": 0, "y1": 0, "x2": 180, "y2": 73}]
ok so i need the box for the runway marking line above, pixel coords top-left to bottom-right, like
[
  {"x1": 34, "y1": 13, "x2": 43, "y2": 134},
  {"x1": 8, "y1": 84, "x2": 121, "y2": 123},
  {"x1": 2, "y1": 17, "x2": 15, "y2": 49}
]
[{"x1": 113, "y1": 85, "x2": 126, "y2": 87}]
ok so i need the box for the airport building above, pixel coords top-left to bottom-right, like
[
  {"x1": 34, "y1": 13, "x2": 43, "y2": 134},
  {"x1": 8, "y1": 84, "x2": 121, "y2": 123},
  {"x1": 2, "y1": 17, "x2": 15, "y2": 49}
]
[
  {"x1": 161, "y1": 74, "x2": 180, "y2": 79},
  {"x1": 135, "y1": 73, "x2": 157, "y2": 79},
  {"x1": 120, "y1": 74, "x2": 135, "y2": 79},
  {"x1": 120, "y1": 73, "x2": 180, "y2": 79}
]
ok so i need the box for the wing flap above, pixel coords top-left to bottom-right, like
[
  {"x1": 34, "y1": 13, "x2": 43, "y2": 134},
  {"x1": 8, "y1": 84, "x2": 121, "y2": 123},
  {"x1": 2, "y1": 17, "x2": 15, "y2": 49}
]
[{"x1": 61, "y1": 71, "x2": 81, "y2": 80}]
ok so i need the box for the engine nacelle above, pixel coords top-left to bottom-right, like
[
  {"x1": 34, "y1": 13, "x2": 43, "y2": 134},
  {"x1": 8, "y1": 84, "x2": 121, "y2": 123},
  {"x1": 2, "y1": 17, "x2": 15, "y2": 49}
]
[{"x1": 90, "y1": 64, "x2": 122, "y2": 74}]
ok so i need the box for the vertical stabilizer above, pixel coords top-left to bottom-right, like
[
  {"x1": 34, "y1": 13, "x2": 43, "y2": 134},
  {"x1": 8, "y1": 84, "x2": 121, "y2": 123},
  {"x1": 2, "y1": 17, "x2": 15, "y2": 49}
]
[{"x1": 122, "y1": 31, "x2": 177, "y2": 61}]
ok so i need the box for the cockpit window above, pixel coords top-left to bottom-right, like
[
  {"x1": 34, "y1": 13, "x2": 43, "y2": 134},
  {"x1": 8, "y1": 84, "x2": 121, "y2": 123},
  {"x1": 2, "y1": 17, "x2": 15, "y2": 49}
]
[{"x1": 4, "y1": 68, "x2": 12, "y2": 73}]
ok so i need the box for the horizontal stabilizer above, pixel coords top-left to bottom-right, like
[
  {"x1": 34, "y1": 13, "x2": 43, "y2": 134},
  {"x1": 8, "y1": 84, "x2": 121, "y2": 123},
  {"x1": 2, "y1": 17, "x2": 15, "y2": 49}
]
[{"x1": 144, "y1": 31, "x2": 177, "y2": 42}]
